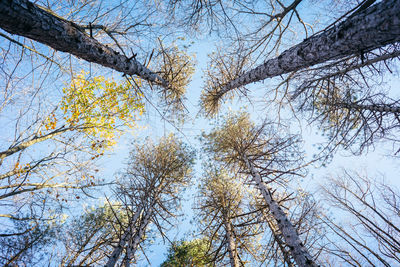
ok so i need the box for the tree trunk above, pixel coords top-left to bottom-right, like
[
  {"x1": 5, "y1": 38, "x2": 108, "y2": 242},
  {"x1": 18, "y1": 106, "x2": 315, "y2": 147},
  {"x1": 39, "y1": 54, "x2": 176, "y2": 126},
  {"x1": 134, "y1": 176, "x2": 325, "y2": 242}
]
[
  {"x1": 334, "y1": 102, "x2": 400, "y2": 114},
  {"x1": 224, "y1": 219, "x2": 240, "y2": 267},
  {"x1": 106, "y1": 206, "x2": 153, "y2": 267},
  {"x1": 128, "y1": 207, "x2": 153, "y2": 259},
  {"x1": 241, "y1": 154, "x2": 317, "y2": 267},
  {"x1": 0, "y1": 0, "x2": 167, "y2": 87},
  {"x1": 219, "y1": 0, "x2": 400, "y2": 95},
  {"x1": 106, "y1": 208, "x2": 143, "y2": 267}
]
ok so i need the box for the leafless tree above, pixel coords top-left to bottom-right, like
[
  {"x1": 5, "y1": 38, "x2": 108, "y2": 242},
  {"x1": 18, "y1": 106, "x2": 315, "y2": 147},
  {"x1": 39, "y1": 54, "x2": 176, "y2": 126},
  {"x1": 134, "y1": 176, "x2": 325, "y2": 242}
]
[
  {"x1": 319, "y1": 170, "x2": 400, "y2": 266},
  {"x1": 198, "y1": 0, "x2": 400, "y2": 156},
  {"x1": 290, "y1": 44, "x2": 400, "y2": 154}
]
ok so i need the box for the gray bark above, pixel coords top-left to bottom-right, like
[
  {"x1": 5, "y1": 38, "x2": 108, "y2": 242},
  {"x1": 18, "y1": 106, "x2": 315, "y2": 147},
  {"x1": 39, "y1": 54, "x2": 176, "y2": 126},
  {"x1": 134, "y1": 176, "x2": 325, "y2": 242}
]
[
  {"x1": 241, "y1": 154, "x2": 317, "y2": 267},
  {"x1": 106, "y1": 206, "x2": 153, "y2": 267},
  {"x1": 0, "y1": 0, "x2": 167, "y2": 87},
  {"x1": 334, "y1": 102, "x2": 400, "y2": 114},
  {"x1": 106, "y1": 208, "x2": 143, "y2": 267},
  {"x1": 224, "y1": 219, "x2": 240, "y2": 267},
  {"x1": 128, "y1": 207, "x2": 153, "y2": 258},
  {"x1": 219, "y1": 0, "x2": 400, "y2": 95}
]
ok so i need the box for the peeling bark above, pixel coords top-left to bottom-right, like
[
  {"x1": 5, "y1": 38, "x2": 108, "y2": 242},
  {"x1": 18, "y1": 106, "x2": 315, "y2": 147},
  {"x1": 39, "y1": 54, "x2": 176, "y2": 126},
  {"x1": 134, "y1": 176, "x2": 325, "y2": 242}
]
[
  {"x1": 241, "y1": 154, "x2": 317, "y2": 267},
  {"x1": 219, "y1": 0, "x2": 400, "y2": 95},
  {"x1": 0, "y1": 0, "x2": 167, "y2": 87}
]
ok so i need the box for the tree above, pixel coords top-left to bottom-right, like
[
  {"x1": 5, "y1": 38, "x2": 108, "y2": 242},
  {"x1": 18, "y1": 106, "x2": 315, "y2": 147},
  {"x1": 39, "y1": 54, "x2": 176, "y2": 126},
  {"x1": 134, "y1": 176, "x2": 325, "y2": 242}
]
[
  {"x1": 291, "y1": 44, "x2": 400, "y2": 154},
  {"x1": 0, "y1": 73, "x2": 144, "y2": 264},
  {"x1": 60, "y1": 135, "x2": 194, "y2": 266},
  {"x1": 161, "y1": 239, "x2": 211, "y2": 267},
  {"x1": 201, "y1": 0, "x2": 400, "y2": 109},
  {"x1": 196, "y1": 167, "x2": 264, "y2": 266},
  {"x1": 197, "y1": 0, "x2": 400, "y2": 155},
  {"x1": 0, "y1": 0, "x2": 165, "y2": 86},
  {"x1": 0, "y1": 1, "x2": 196, "y2": 264},
  {"x1": 0, "y1": 73, "x2": 144, "y2": 206},
  {"x1": 106, "y1": 135, "x2": 194, "y2": 266},
  {"x1": 0, "y1": 0, "x2": 196, "y2": 100},
  {"x1": 255, "y1": 189, "x2": 324, "y2": 266},
  {"x1": 320, "y1": 170, "x2": 400, "y2": 266},
  {"x1": 0, "y1": 211, "x2": 60, "y2": 266},
  {"x1": 202, "y1": 112, "x2": 318, "y2": 266},
  {"x1": 60, "y1": 203, "x2": 130, "y2": 266}
]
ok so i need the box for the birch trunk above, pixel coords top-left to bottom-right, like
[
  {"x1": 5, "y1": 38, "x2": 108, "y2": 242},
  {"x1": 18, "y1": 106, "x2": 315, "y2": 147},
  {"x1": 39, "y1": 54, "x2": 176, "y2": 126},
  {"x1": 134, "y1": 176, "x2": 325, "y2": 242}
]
[
  {"x1": 106, "y1": 208, "x2": 143, "y2": 267},
  {"x1": 0, "y1": 0, "x2": 167, "y2": 87},
  {"x1": 241, "y1": 154, "x2": 317, "y2": 267},
  {"x1": 219, "y1": 0, "x2": 400, "y2": 95}
]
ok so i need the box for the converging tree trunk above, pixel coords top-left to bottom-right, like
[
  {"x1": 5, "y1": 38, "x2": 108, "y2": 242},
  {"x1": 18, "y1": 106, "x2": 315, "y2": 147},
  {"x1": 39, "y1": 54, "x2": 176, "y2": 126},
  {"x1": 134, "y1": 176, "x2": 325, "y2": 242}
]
[
  {"x1": 217, "y1": 0, "x2": 400, "y2": 95},
  {"x1": 202, "y1": 112, "x2": 319, "y2": 266},
  {"x1": 241, "y1": 154, "x2": 317, "y2": 267},
  {"x1": 0, "y1": 0, "x2": 167, "y2": 87},
  {"x1": 224, "y1": 218, "x2": 240, "y2": 267},
  {"x1": 105, "y1": 208, "x2": 144, "y2": 267},
  {"x1": 103, "y1": 135, "x2": 194, "y2": 266}
]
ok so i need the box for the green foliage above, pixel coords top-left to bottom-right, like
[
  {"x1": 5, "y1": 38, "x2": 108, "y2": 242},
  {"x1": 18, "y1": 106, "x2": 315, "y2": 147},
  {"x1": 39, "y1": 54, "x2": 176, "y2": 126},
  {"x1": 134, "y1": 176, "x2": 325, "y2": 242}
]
[{"x1": 161, "y1": 239, "x2": 211, "y2": 267}]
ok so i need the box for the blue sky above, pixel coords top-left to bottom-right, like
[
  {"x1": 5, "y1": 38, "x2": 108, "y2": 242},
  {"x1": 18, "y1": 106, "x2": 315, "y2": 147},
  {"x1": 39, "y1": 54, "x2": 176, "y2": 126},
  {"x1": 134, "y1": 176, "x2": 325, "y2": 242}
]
[
  {"x1": 1, "y1": 1, "x2": 400, "y2": 265},
  {"x1": 95, "y1": 36, "x2": 400, "y2": 265}
]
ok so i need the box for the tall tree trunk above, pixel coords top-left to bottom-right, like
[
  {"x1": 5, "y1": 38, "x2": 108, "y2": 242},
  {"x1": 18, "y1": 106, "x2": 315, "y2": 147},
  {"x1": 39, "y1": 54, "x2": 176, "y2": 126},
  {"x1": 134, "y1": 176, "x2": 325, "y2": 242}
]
[
  {"x1": 333, "y1": 102, "x2": 400, "y2": 114},
  {"x1": 241, "y1": 154, "x2": 317, "y2": 267},
  {"x1": 265, "y1": 218, "x2": 294, "y2": 267},
  {"x1": 106, "y1": 206, "x2": 153, "y2": 267},
  {"x1": 106, "y1": 208, "x2": 143, "y2": 267},
  {"x1": 0, "y1": 0, "x2": 167, "y2": 87},
  {"x1": 128, "y1": 207, "x2": 153, "y2": 259},
  {"x1": 224, "y1": 219, "x2": 240, "y2": 267},
  {"x1": 219, "y1": 0, "x2": 400, "y2": 95}
]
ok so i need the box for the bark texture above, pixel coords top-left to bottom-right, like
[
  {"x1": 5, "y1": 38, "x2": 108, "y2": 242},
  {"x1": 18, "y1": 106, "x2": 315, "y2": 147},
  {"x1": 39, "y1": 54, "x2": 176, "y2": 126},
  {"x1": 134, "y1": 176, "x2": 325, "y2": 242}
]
[
  {"x1": 128, "y1": 208, "x2": 153, "y2": 260},
  {"x1": 335, "y1": 102, "x2": 400, "y2": 114},
  {"x1": 106, "y1": 209, "x2": 143, "y2": 267},
  {"x1": 224, "y1": 219, "x2": 240, "y2": 267},
  {"x1": 0, "y1": 0, "x2": 167, "y2": 87},
  {"x1": 106, "y1": 206, "x2": 153, "y2": 267},
  {"x1": 219, "y1": 0, "x2": 400, "y2": 94},
  {"x1": 242, "y1": 155, "x2": 317, "y2": 267}
]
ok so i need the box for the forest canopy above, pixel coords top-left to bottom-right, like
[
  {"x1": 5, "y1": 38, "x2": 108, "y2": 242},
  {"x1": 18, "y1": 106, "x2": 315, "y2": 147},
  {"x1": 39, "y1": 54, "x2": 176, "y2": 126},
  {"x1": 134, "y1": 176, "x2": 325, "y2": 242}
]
[{"x1": 0, "y1": 0, "x2": 399, "y2": 266}]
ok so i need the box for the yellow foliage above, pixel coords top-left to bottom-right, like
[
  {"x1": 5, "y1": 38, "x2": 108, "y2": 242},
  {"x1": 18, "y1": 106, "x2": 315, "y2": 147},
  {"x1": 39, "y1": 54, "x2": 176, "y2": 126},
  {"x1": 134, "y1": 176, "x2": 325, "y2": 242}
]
[
  {"x1": 14, "y1": 162, "x2": 31, "y2": 178},
  {"x1": 61, "y1": 71, "x2": 145, "y2": 151},
  {"x1": 44, "y1": 112, "x2": 57, "y2": 131}
]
